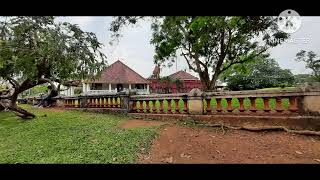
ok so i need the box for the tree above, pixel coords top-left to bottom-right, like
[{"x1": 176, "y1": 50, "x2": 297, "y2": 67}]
[
  {"x1": 295, "y1": 50, "x2": 320, "y2": 82},
  {"x1": 294, "y1": 74, "x2": 317, "y2": 85},
  {"x1": 0, "y1": 16, "x2": 106, "y2": 118},
  {"x1": 223, "y1": 58, "x2": 295, "y2": 90},
  {"x1": 110, "y1": 16, "x2": 288, "y2": 90}
]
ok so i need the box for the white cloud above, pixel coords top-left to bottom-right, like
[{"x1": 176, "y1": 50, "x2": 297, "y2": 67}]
[{"x1": 56, "y1": 16, "x2": 98, "y2": 31}]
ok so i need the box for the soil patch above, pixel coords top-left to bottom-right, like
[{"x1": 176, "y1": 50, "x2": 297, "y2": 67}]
[{"x1": 139, "y1": 125, "x2": 320, "y2": 164}]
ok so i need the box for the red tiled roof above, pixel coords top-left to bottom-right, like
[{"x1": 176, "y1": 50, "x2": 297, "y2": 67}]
[
  {"x1": 87, "y1": 60, "x2": 149, "y2": 84},
  {"x1": 168, "y1": 70, "x2": 199, "y2": 80}
]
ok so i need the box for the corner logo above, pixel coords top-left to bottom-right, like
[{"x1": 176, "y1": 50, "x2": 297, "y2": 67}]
[{"x1": 277, "y1": 9, "x2": 302, "y2": 34}]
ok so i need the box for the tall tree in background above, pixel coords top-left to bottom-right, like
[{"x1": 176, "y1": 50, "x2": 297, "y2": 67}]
[
  {"x1": 294, "y1": 74, "x2": 317, "y2": 85},
  {"x1": 223, "y1": 58, "x2": 295, "y2": 90},
  {"x1": 295, "y1": 50, "x2": 320, "y2": 82},
  {"x1": 110, "y1": 16, "x2": 288, "y2": 90},
  {"x1": 0, "y1": 16, "x2": 106, "y2": 118}
]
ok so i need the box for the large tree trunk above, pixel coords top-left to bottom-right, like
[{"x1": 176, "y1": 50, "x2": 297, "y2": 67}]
[
  {"x1": 1, "y1": 77, "x2": 61, "y2": 119},
  {"x1": 9, "y1": 90, "x2": 36, "y2": 119},
  {"x1": 1, "y1": 79, "x2": 39, "y2": 119},
  {"x1": 198, "y1": 71, "x2": 213, "y2": 91},
  {"x1": 210, "y1": 72, "x2": 220, "y2": 91},
  {"x1": 37, "y1": 78, "x2": 59, "y2": 107}
]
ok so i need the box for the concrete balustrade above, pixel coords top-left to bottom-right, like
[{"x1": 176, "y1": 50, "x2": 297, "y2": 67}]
[{"x1": 57, "y1": 88, "x2": 320, "y2": 117}]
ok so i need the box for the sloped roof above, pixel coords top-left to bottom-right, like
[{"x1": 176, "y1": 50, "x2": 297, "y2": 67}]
[
  {"x1": 168, "y1": 70, "x2": 199, "y2": 80},
  {"x1": 87, "y1": 60, "x2": 149, "y2": 84}
]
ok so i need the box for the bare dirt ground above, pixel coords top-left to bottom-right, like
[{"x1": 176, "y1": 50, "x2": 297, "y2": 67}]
[
  {"x1": 120, "y1": 119, "x2": 168, "y2": 129},
  {"x1": 137, "y1": 122, "x2": 320, "y2": 164}
]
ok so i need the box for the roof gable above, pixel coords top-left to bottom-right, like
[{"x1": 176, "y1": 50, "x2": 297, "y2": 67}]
[
  {"x1": 89, "y1": 60, "x2": 149, "y2": 84},
  {"x1": 168, "y1": 70, "x2": 199, "y2": 80}
]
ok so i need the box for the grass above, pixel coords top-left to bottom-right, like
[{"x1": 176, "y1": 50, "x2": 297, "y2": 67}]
[
  {"x1": 136, "y1": 97, "x2": 290, "y2": 112},
  {"x1": 0, "y1": 105, "x2": 159, "y2": 164}
]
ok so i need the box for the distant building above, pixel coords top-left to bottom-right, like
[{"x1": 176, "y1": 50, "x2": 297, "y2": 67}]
[
  {"x1": 61, "y1": 61, "x2": 226, "y2": 96},
  {"x1": 149, "y1": 69, "x2": 204, "y2": 94},
  {"x1": 82, "y1": 60, "x2": 150, "y2": 95}
]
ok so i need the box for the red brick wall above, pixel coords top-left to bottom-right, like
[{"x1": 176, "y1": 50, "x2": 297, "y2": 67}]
[{"x1": 149, "y1": 79, "x2": 203, "y2": 94}]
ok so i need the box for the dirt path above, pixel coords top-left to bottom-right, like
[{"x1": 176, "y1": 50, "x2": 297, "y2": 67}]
[{"x1": 138, "y1": 123, "x2": 320, "y2": 164}]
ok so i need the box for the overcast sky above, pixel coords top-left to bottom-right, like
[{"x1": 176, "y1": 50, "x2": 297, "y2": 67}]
[{"x1": 56, "y1": 16, "x2": 320, "y2": 78}]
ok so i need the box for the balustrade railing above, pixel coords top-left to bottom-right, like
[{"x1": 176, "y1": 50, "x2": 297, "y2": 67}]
[
  {"x1": 63, "y1": 95, "x2": 123, "y2": 109},
  {"x1": 203, "y1": 90, "x2": 304, "y2": 114},
  {"x1": 130, "y1": 93, "x2": 188, "y2": 114},
  {"x1": 61, "y1": 88, "x2": 320, "y2": 116}
]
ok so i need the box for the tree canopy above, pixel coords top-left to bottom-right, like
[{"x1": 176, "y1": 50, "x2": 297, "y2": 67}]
[
  {"x1": 294, "y1": 74, "x2": 317, "y2": 85},
  {"x1": 0, "y1": 16, "x2": 107, "y2": 118},
  {"x1": 110, "y1": 16, "x2": 288, "y2": 90},
  {"x1": 295, "y1": 50, "x2": 320, "y2": 82},
  {"x1": 223, "y1": 58, "x2": 295, "y2": 91}
]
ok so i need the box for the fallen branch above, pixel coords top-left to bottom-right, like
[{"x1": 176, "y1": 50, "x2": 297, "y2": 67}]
[{"x1": 196, "y1": 122, "x2": 320, "y2": 136}]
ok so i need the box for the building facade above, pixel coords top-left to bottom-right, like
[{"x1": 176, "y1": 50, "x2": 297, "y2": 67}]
[
  {"x1": 149, "y1": 70, "x2": 204, "y2": 94},
  {"x1": 82, "y1": 60, "x2": 150, "y2": 95}
]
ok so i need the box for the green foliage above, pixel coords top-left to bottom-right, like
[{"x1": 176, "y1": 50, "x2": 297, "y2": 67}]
[
  {"x1": 159, "y1": 76, "x2": 173, "y2": 84},
  {"x1": 20, "y1": 85, "x2": 48, "y2": 98},
  {"x1": 294, "y1": 74, "x2": 318, "y2": 85},
  {"x1": 224, "y1": 58, "x2": 295, "y2": 90},
  {"x1": 174, "y1": 79, "x2": 184, "y2": 91},
  {"x1": 74, "y1": 87, "x2": 83, "y2": 95},
  {"x1": 111, "y1": 16, "x2": 288, "y2": 90},
  {"x1": 0, "y1": 16, "x2": 106, "y2": 90},
  {"x1": 295, "y1": 50, "x2": 320, "y2": 82},
  {"x1": 0, "y1": 105, "x2": 158, "y2": 163}
]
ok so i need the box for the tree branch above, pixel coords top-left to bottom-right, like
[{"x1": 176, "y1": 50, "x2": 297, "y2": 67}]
[
  {"x1": 6, "y1": 76, "x2": 19, "y2": 88},
  {"x1": 220, "y1": 47, "x2": 268, "y2": 73},
  {"x1": 182, "y1": 52, "x2": 198, "y2": 72},
  {"x1": 0, "y1": 88, "x2": 13, "y2": 99},
  {"x1": 38, "y1": 77, "x2": 57, "y2": 91}
]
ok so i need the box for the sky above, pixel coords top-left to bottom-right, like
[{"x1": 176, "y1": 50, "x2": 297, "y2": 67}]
[{"x1": 56, "y1": 16, "x2": 320, "y2": 79}]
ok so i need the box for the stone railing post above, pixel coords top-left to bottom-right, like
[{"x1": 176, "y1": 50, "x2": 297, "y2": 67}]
[
  {"x1": 121, "y1": 95, "x2": 131, "y2": 113},
  {"x1": 188, "y1": 88, "x2": 204, "y2": 115},
  {"x1": 125, "y1": 90, "x2": 137, "y2": 113},
  {"x1": 299, "y1": 91, "x2": 320, "y2": 116},
  {"x1": 54, "y1": 97, "x2": 65, "y2": 107},
  {"x1": 79, "y1": 96, "x2": 88, "y2": 108}
]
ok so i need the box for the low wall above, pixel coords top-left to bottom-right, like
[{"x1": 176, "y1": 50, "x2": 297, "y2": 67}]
[{"x1": 58, "y1": 88, "x2": 320, "y2": 130}]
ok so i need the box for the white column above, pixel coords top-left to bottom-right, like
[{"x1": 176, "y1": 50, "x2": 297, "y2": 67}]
[
  {"x1": 147, "y1": 84, "x2": 149, "y2": 93},
  {"x1": 70, "y1": 86, "x2": 74, "y2": 96},
  {"x1": 67, "y1": 88, "x2": 70, "y2": 96},
  {"x1": 129, "y1": 84, "x2": 131, "y2": 90},
  {"x1": 82, "y1": 83, "x2": 87, "y2": 94},
  {"x1": 87, "y1": 83, "x2": 90, "y2": 92},
  {"x1": 109, "y1": 83, "x2": 111, "y2": 92}
]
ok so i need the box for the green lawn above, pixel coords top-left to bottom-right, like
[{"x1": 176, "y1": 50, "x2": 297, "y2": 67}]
[
  {"x1": 136, "y1": 97, "x2": 290, "y2": 113},
  {"x1": 0, "y1": 105, "x2": 159, "y2": 163}
]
